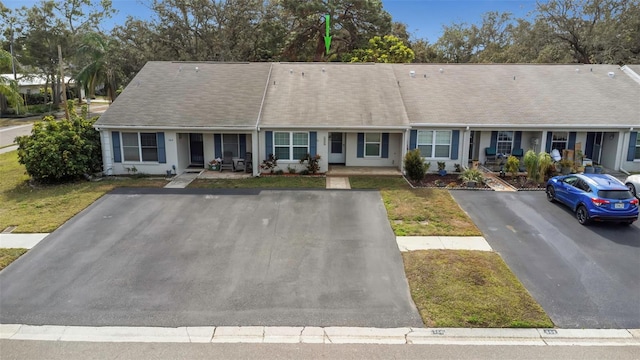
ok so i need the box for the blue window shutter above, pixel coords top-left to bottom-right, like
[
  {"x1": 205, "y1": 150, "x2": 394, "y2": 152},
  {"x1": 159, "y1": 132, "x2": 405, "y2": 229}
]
[
  {"x1": 309, "y1": 131, "x2": 317, "y2": 156},
  {"x1": 265, "y1": 131, "x2": 273, "y2": 157},
  {"x1": 357, "y1": 133, "x2": 364, "y2": 158},
  {"x1": 490, "y1": 131, "x2": 498, "y2": 150},
  {"x1": 568, "y1": 132, "x2": 576, "y2": 150},
  {"x1": 239, "y1": 134, "x2": 246, "y2": 157},
  {"x1": 157, "y1": 132, "x2": 166, "y2": 163},
  {"x1": 381, "y1": 133, "x2": 389, "y2": 158},
  {"x1": 450, "y1": 130, "x2": 459, "y2": 160},
  {"x1": 628, "y1": 132, "x2": 638, "y2": 161},
  {"x1": 112, "y1": 131, "x2": 121, "y2": 163},
  {"x1": 513, "y1": 131, "x2": 522, "y2": 150},
  {"x1": 214, "y1": 134, "x2": 222, "y2": 158},
  {"x1": 409, "y1": 130, "x2": 417, "y2": 150},
  {"x1": 545, "y1": 132, "x2": 553, "y2": 152},
  {"x1": 585, "y1": 132, "x2": 595, "y2": 158}
]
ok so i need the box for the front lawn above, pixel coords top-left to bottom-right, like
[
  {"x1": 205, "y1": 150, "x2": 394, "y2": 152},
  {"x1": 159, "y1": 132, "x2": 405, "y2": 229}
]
[
  {"x1": 403, "y1": 250, "x2": 553, "y2": 328},
  {"x1": 350, "y1": 176, "x2": 481, "y2": 236},
  {"x1": 0, "y1": 248, "x2": 28, "y2": 271},
  {"x1": 0, "y1": 151, "x2": 168, "y2": 233}
]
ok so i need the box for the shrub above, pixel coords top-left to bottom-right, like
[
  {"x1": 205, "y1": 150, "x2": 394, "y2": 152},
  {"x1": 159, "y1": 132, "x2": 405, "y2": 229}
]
[
  {"x1": 459, "y1": 168, "x2": 484, "y2": 183},
  {"x1": 16, "y1": 102, "x2": 102, "y2": 183},
  {"x1": 524, "y1": 150, "x2": 539, "y2": 182},
  {"x1": 404, "y1": 149, "x2": 428, "y2": 181},
  {"x1": 299, "y1": 153, "x2": 321, "y2": 174},
  {"x1": 537, "y1": 152, "x2": 553, "y2": 182},
  {"x1": 505, "y1": 155, "x2": 520, "y2": 178},
  {"x1": 260, "y1": 154, "x2": 278, "y2": 173}
]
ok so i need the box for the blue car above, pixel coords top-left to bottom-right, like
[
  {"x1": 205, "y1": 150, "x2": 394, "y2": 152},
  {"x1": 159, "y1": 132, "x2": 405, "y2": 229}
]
[{"x1": 546, "y1": 173, "x2": 639, "y2": 226}]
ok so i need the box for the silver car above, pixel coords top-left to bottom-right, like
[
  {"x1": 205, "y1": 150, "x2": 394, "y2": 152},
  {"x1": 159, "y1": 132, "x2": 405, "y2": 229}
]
[{"x1": 625, "y1": 174, "x2": 640, "y2": 198}]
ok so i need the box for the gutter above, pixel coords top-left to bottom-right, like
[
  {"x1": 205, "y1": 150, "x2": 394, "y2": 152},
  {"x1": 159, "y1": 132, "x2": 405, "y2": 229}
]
[
  {"x1": 92, "y1": 125, "x2": 257, "y2": 131},
  {"x1": 261, "y1": 125, "x2": 410, "y2": 130},
  {"x1": 409, "y1": 123, "x2": 638, "y2": 130}
]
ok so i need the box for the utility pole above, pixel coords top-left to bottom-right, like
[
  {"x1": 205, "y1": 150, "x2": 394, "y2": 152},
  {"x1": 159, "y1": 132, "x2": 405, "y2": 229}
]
[
  {"x1": 10, "y1": 24, "x2": 20, "y2": 115},
  {"x1": 58, "y1": 45, "x2": 69, "y2": 121}
]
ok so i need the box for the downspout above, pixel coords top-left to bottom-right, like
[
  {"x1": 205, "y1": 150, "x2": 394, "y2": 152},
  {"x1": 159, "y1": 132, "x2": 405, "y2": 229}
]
[{"x1": 254, "y1": 63, "x2": 273, "y2": 176}]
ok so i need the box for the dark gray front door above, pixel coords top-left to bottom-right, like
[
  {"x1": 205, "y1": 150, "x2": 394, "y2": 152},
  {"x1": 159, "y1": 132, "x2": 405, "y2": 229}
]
[{"x1": 189, "y1": 133, "x2": 204, "y2": 166}]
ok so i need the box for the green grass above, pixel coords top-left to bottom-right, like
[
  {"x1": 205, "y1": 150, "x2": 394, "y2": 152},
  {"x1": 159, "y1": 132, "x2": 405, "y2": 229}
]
[
  {"x1": 0, "y1": 151, "x2": 168, "y2": 233},
  {"x1": 0, "y1": 248, "x2": 28, "y2": 271},
  {"x1": 351, "y1": 176, "x2": 481, "y2": 236},
  {"x1": 403, "y1": 250, "x2": 553, "y2": 328},
  {"x1": 190, "y1": 176, "x2": 326, "y2": 189}
]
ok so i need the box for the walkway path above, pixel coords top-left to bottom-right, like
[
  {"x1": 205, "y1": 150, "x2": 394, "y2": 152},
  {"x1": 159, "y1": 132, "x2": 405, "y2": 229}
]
[{"x1": 326, "y1": 176, "x2": 350, "y2": 189}]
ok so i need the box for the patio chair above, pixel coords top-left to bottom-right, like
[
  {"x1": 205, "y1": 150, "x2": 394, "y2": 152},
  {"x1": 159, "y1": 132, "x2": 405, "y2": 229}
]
[
  {"x1": 243, "y1": 152, "x2": 253, "y2": 173},
  {"x1": 511, "y1": 148, "x2": 524, "y2": 159},
  {"x1": 219, "y1": 151, "x2": 235, "y2": 172},
  {"x1": 485, "y1": 147, "x2": 497, "y2": 163}
]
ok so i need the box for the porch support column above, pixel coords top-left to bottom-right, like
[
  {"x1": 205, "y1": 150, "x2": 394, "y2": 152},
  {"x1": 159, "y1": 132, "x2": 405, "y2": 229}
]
[
  {"x1": 252, "y1": 129, "x2": 259, "y2": 176},
  {"x1": 462, "y1": 127, "x2": 470, "y2": 168},
  {"x1": 100, "y1": 130, "x2": 113, "y2": 175},
  {"x1": 401, "y1": 129, "x2": 409, "y2": 174},
  {"x1": 540, "y1": 131, "x2": 548, "y2": 153}
]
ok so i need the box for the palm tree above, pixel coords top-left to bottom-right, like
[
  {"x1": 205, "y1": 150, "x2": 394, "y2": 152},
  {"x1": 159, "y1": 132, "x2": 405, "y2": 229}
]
[
  {"x1": 75, "y1": 32, "x2": 117, "y2": 103},
  {"x1": 0, "y1": 49, "x2": 24, "y2": 113}
]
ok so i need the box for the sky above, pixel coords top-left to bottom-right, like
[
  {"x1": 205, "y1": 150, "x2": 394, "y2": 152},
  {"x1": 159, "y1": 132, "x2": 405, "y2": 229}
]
[{"x1": 4, "y1": 0, "x2": 542, "y2": 42}]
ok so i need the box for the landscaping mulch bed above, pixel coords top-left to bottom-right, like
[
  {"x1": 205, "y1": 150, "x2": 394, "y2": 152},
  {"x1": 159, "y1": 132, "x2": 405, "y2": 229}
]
[
  {"x1": 410, "y1": 173, "x2": 491, "y2": 190},
  {"x1": 502, "y1": 175, "x2": 546, "y2": 191}
]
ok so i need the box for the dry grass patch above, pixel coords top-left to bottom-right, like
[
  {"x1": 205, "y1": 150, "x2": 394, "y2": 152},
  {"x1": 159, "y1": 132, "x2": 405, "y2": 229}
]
[
  {"x1": 0, "y1": 248, "x2": 28, "y2": 271},
  {"x1": 350, "y1": 176, "x2": 480, "y2": 236},
  {"x1": 403, "y1": 250, "x2": 553, "y2": 328},
  {"x1": 190, "y1": 177, "x2": 325, "y2": 189},
  {"x1": 0, "y1": 151, "x2": 168, "y2": 233}
]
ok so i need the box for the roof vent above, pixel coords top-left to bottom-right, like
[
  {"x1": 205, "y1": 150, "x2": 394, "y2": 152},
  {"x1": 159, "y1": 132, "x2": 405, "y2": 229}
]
[
  {"x1": 289, "y1": 69, "x2": 293, "y2": 74},
  {"x1": 195, "y1": 66, "x2": 199, "y2": 72},
  {"x1": 439, "y1": 68, "x2": 444, "y2": 73},
  {"x1": 575, "y1": 68, "x2": 580, "y2": 73},
  {"x1": 409, "y1": 70, "x2": 416, "y2": 78},
  {"x1": 423, "y1": 74, "x2": 427, "y2": 78},
  {"x1": 322, "y1": 67, "x2": 325, "y2": 73},
  {"x1": 302, "y1": 72, "x2": 304, "y2": 77},
  {"x1": 608, "y1": 71, "x2": 615, "y2": 78}
]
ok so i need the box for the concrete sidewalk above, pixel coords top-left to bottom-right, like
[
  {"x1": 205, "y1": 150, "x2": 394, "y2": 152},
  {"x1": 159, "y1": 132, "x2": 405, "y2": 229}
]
[
  {"x1": 397, "y1": 236, "x2": 492, "y2": 251},
  {"x1": 1, "y1": 324, "x2": 638, "y2": 346},
  {"x1": 0, "y1": 233, "x2": 48, "y2": 249}
]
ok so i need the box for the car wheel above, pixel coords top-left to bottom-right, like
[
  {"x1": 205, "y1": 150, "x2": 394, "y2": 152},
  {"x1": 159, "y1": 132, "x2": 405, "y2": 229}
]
[
  {"x1": 627, "y1": 183, "x2": 637, "y2": 198},
  {"x1": 546, "y1": 186, "x2": 556, "y2": 202},
  {"x1": 576, "y1": 205, "x2": 590, "y2": 225}
]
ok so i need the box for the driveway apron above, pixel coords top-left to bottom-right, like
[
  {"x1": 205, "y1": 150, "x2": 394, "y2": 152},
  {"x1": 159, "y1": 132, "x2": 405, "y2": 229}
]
[
  {"x1": 451, "y1": 191, "x2": 640, "y2": 329},
  {"x1": 0, "y1": 188, "x2": 423, "y2": 328}
]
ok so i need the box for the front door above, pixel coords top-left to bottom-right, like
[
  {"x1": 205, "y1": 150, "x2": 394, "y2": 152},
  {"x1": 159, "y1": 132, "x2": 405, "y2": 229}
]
[
  {"x1": 189, "y1": 133, "x2": 204, "y2": 166},
  {"x1": 329, "y1": 132, "x2": 345, "y2": 164}
]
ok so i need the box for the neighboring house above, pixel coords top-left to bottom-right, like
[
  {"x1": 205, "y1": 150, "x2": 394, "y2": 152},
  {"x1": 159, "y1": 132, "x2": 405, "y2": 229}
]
[
  {"x1": 0, "y1": 73, "x2": 79, "y2": 95},
  {"x1": 94, "y1": 62, "x2": 640, "y2": 176}
]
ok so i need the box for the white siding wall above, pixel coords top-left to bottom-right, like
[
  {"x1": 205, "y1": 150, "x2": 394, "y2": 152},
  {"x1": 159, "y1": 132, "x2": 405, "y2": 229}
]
[
  {"x1": 259, "y1": 129, "x2": 329, "y2": 173},
  {"x1": 104, "y1": 130, "x2": 179, "y2": 175},
  {"x1": 345, "y1": 132, "x2": 402, "y2": 167},
  {"x1": 621, "y1": 131, "x2": 640, "y2": 172}
]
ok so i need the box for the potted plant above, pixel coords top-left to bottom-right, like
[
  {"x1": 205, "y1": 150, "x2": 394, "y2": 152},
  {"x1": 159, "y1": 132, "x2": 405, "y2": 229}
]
[
  {"x1": 593, "y1": 165, "x2": 603, "y2": 174},
  {"x1": 437, "y1": 161, "x2": 447, "y2": 176},
  {"x1": 472, "y1": 159, "x2": 479, "y2": 169},
  {"x1": 208, "y1": 158, "x2": 221, "y2": 171},
  {"x1": 559, "y1": 159, "x2": 573, "y2": 175},
  {"x1": 459, "y1": 168, "x2": 484, "y2": 188}
]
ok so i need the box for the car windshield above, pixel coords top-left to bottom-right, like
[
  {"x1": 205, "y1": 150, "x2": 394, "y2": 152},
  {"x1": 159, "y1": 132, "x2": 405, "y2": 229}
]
[{"x1": 597, "y1": 190, "x2": 633, "y2": 199}]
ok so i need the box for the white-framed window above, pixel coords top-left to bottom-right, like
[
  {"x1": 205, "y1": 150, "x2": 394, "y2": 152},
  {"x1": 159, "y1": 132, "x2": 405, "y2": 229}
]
[
  {"x1": 417, "y1": 130, "x2": 451, "y2": 158},
  {"x1": 634, "y1": 134, "x2": 640, "y2": 160},
  {"x1": 365, "y1": 133, "x2": 381, "y2": 157},
  {"x1": 122, "y1": 132, "x2": 158, "y2": 162},
  {"x1": 551, "y1": 132, "x2": 568, "y2": 151},
  {"x1": 273, "y1": 132, "x2": 308, "y2": 160},
  {"x1": 223, "y1": 134, "x2": 239, "y2": 157},
  {"x1": 496, "y1": 131, "x2": 513, "y2": 155}
]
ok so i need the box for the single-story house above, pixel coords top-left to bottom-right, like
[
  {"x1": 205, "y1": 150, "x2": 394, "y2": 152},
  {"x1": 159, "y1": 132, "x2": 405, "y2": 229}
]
[{"x1": 94, "y1": 62, "x2": 640, "y2": 176}]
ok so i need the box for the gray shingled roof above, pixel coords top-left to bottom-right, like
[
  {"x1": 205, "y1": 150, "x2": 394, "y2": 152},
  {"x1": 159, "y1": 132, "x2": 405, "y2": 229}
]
[
  {"x1": 96, "y1": 62, "x2": 272, "y2": 128},
  {"x1": 259, "y1": 63, "x2": 409, "y2": 128},
  {"x1": 392, "y1": 64, "x2": 640, "y2": 128}
]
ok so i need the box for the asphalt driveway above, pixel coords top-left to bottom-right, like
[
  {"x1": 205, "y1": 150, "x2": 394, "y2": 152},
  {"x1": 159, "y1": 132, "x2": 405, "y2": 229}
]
[
  {"x1": 452, "y1": 191, "x2": 640, "y2": 329},
  {"x1": 0, "y1": 188, "x2": 423, "y2": 328}
]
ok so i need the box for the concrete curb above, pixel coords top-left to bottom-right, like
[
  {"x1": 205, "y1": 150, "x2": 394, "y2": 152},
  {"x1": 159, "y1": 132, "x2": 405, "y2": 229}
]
[
  {"x1": 1, "y1": 325, "x2": 638, "y2": 346},
  {"x1": 0, "y1": 233, "x2": 49, "y2": 249}
]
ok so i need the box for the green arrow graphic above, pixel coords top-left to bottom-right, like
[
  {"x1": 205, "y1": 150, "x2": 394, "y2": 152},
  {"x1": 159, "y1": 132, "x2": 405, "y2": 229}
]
[{"x1": 324, "y1": 14, "x2": 332, "y2": 55}]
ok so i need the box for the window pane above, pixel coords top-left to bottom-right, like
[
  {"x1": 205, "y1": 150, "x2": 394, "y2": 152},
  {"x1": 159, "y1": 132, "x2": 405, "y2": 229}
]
[
  {"x1": 274, "y1": 132, "x2": 289, "y2": 145},
  {"x1": 122, "y1": 133, "x2": 138, "y2": 147},
  {"x1": 417, "y1": 131, "x2": 432, "y2": 144},
  {"x1": 418, "y1": 145, "x2": 432, "y2": 157},
  {"x1": 365, "y1": 133, "x2": 380, "y2": 142},
  {"x1": 293, "y1": 147, "x2": 307, "y2": 160},
  {"x1": 274, "y1": 147, "x2": 290, "y2": 160},
  {"x1": 435, "y1": 131, "x2": 450, "y2": 144},
  {"x1": 123, "y1": 147, "x2": 139, "y2": 162},
  {"x1": 497, "y1": 143, "x2": 511, "y2": 154},
  {"x1": 635, "y1": 147, "x2": 640, "y2": 159},
  {"x1": 140, "y1": 133, "x2": 157, "y2": 147},
  {"x1": 141, "y1": 148, "x2": 158, "y2": 162},
  {"x1": 552, "y1": 132, "x2": 568, "y2": 141},
  {"x1": 435, "y1": 145, "x2": 450, "y2": 157},
  {"x1": 498, "y1": 131, "x2": 513, "y2": 141},
  {"x1": 365, "y1": 144, "x2": 380, "y2": 156},
  {"x1": 292, "y1": 133, "x2": 308, "y2": 146}
]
